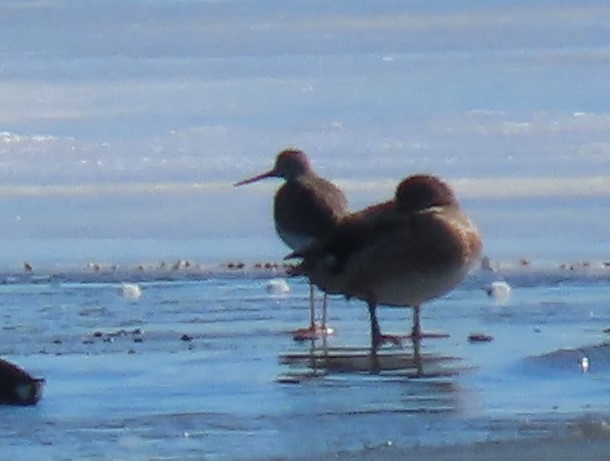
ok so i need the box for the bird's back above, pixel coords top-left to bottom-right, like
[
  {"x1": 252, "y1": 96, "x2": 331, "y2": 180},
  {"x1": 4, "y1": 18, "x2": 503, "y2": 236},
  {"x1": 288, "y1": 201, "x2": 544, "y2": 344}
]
[{"x1": 295, "y1": 202, "x2": 482, "y2": 307}]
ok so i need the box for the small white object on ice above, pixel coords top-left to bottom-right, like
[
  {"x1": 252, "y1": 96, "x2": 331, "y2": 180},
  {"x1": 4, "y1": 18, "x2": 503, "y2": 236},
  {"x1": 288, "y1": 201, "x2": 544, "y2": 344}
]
[
  {"x1": 266, "y1": 278, "x2": 290, "y2": 295},
  {"x1": 580, "y1": 356, "x2": 590, "y2": 373},
  {"x1": 486, "y1": 281, "x2": 512, "y2": 304},
  {"x1": 121, "y1": 283, "x2": 142, "y2": 300}
]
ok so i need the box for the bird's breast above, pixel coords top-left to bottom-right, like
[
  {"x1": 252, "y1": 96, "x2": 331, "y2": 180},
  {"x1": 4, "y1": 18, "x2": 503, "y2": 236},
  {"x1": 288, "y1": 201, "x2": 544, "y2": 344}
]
[{"x1": 275, "y1": 225, "x2": 313, "y2": 252}]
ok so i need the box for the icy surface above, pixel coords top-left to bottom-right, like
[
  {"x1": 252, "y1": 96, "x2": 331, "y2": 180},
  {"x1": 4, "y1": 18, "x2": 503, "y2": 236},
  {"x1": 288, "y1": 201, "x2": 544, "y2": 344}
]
[
  {"x1": 1, "y1": 266, "x2": 610, "y2": 460},
  {"x1": 0, "y1": 1, "x2": 609, "y2": 459},
  {"x1": 0, "y1": 1, "x2": 607, "y2": 262}
]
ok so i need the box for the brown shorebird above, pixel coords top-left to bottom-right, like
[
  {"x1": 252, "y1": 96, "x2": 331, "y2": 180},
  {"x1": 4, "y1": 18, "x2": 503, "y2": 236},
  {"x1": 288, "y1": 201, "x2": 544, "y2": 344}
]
[
  {"x1": 235, "y1": 149, "x2": 349, "y2": 339},
  {"x1": 288, "y1": 174, "x2": 482, "y2": 363}
]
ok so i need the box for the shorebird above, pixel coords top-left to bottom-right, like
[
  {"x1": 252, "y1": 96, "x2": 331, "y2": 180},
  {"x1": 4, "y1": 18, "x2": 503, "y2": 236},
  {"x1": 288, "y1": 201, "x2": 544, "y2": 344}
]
[
  {"x1": 235, "y1": 149, "x2": 349, "y2": 339},
  {"x1": 288, "y1": 174, "x2": 483, "y2": 357}
]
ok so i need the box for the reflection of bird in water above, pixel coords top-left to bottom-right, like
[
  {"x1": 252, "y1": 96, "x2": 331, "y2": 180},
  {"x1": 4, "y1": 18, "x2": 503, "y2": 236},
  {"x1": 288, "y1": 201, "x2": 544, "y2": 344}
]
[
  {"x1": 0, "y1": 357, "x2": 45, "y2": 406},
  {"x1": 235, "y1": 149, "x2": 348, "y2": 339},
  {"x1": 289, "y1": 174, "x2": 483, "y2": 371}
]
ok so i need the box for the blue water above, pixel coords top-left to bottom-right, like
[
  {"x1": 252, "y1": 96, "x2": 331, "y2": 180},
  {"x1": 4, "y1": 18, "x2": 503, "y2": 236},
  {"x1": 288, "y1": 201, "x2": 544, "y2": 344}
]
[
  {"x1": 1, "y1": 1, "x2": 610, "y2": 459},
  {"x1": 1, "y1": 263, "x2": 610, "y2": 460}
]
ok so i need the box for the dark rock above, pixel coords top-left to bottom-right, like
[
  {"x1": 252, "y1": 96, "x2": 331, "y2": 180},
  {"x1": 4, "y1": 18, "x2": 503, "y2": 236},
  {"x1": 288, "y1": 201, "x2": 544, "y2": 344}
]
[
  {"x1": 468, "y1": 333, "x2": 494, "y2": 343},
  {"x1": 0, "y1": 358, "x2": 44, "y2": 406}
]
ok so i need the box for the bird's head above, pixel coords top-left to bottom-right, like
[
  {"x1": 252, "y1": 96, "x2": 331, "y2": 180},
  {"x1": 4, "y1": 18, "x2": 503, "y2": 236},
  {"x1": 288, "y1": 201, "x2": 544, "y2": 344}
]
[
  {"x1": 394, "y1": 174, "x2": 457, "y2": 212},
  {"x1": 234, "y1": 148, "x2": 311, "y2": 186}
]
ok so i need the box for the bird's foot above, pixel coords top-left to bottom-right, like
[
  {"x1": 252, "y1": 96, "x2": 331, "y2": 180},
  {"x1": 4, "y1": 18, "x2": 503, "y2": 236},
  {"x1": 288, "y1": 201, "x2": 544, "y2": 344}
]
[{"x1": 292, "y1": 324, "x2": 335, "y2": 341}]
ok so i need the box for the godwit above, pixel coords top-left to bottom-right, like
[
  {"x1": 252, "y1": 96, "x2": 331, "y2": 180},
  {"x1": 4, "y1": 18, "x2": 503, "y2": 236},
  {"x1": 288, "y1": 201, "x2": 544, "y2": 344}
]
[
  {"x1": 235, "y1": 149, "x2": 349, "y2": 339},
  {"x1": 289, "y1": 174, "x2": 483, "y2": 358}
]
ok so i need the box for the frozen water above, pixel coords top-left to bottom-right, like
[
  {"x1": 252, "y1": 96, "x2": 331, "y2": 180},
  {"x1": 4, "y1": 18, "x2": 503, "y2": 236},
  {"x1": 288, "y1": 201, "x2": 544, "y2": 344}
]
[
  {"x1": 0, "y1": 266, "x2": 610, "y2": 460},
  {"x1": 0, "y1": 1, "x2": 608, "y2": 263}
]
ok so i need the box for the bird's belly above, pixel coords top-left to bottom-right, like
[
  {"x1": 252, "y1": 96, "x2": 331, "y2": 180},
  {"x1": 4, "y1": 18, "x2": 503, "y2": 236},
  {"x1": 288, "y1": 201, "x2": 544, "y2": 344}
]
[
  {"x1": 276, "y1": 226, "x2": 313, "y2": 252},
  {"x1": 373, "y1": 267, "x2": 468, "y2": 307}
]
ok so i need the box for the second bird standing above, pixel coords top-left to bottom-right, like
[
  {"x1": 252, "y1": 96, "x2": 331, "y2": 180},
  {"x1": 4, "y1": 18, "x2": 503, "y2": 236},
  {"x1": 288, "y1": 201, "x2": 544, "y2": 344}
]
[{"x1": 235, "y1": 149, "x2": 349, "y2": 339}]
